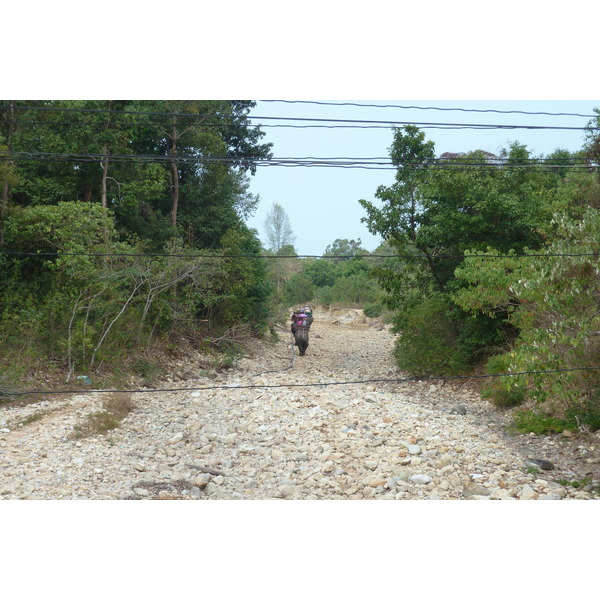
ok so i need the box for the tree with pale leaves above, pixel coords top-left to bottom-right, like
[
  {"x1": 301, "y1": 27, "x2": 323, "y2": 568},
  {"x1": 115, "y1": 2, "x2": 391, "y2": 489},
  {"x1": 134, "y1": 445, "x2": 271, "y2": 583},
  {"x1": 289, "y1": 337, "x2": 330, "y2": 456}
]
[{"x1": 264, "y1": 202, "x2": 296, "y2": 253}]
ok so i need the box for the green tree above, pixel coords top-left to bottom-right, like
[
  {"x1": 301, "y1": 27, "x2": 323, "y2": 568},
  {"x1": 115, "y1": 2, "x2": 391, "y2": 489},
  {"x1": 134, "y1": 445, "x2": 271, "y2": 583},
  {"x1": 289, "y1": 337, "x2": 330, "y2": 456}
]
[
  {"x1": 359, "y1": 126, "x2": 439, "y2": 311},
  {"x1": 4, "y1": 100, "x2": 272, "y2": 252},
  {"x1": 265, "y1": 242, "x2": 300, "y2": 306},
  {"x1": 0, "y1": 101, "x2": 18, "y2": 245},
  {"x1": 455, "y1": 209, "x2": 600, "y2": 423},
  {"x1": 585, "y1": 108, "x2": 600, "y2": 166},
  {"x1": 360, "y1": 127, "x2": 576, "y2": 375},
  {"x1": 284, "y1": 274, "x2": 315, "y2": 307},
  {"x1": 303, "y1": 259, "x2": 337, "y2": 287},
  {"x1": 0, "y1": 101, "x2": 275, "y2": 386},
  {"x1": 8, "y1": 101, "x2": 133, "y2": 209},
  {"x1": 323, "y1": 238, "x2": 368, "y2": 260},
  {"x1": 416, "y1": 144, "x2": 553, "y2": 291},
  {"x1": 360, "y1": 125, "x2": 435, "y2": 244}
]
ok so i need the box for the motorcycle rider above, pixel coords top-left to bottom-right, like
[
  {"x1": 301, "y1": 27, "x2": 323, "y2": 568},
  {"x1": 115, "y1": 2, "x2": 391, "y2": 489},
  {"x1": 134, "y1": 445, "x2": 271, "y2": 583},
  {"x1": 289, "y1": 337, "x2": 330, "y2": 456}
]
[{"x1": 291, "y1": 306, "x2": 313, "y2": 334}]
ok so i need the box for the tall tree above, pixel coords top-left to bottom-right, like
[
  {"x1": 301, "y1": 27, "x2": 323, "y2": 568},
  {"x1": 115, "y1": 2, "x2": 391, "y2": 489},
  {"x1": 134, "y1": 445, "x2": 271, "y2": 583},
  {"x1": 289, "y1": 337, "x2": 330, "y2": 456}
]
[
  {"x1": 9, "y1": 100, "x2": 131, "y2": 207},
  {"x1": 136, "y1": 100, "x2": 225, "y2": 228},
  {"x1": 585, "y1": 108, "x2": 600, "y2": 166},
  {"x1": 3, "y1": 100, "x2": 272, "y2": 251},
  {"x1": 360, "y1": 127, "x2": 578, "y2": 375},
  {"x1": 264, "y1": 202, "x2": 295, "y2": 252},
  {"x1": 360, "y1": 125, "x2": 435, "y2": 244}
]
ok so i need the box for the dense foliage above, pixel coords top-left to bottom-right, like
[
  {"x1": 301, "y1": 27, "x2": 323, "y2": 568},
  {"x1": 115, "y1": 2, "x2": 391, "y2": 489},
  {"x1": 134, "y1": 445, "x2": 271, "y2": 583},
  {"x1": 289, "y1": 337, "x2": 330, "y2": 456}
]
[
  {"x1": 0, "y1": 100, "x2": 273, "y2": 385},
  {"x1": 360, "y1": 120, "x2": 600, "y2": 428},
  {"x1": 264, "y1": 238, "x2": 387, "y2": 310}
]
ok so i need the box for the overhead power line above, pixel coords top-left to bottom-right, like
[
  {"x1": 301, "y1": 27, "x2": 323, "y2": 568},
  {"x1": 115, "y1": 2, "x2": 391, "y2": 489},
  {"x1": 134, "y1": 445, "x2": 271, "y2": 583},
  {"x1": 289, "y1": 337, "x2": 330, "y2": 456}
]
[
  {"x1": 6, "y1": 366, "x2": 600, "y2": 398},
  {"x1": 260, "y1": 100, "x2": 599, "y2": 119},
  {"x1": 8, "y1": 101, "x2": 599, "y2": 120},
  {"x1": 251, "y1": 115, "x2": 599, "y2": 132},
  {"x1": 1, "y1": 151, "x2": 596, "y2": 172},
  {"x1": 4, "y1": 105, "x2": 599, "y2": 132},
  {"x1": 1, "y1": 118, "x2": 594, "y2": 132}
]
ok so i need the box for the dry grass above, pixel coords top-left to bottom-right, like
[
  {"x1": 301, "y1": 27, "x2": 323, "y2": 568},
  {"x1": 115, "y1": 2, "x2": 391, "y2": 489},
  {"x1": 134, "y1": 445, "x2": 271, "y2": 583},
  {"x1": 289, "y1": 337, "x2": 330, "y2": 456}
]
[
  {"x1": 71, "y1": 392, "x2": 136, "y2": 439},
  {"x1": 13, "y1": 410, "x2": 51, "y2": 427}
]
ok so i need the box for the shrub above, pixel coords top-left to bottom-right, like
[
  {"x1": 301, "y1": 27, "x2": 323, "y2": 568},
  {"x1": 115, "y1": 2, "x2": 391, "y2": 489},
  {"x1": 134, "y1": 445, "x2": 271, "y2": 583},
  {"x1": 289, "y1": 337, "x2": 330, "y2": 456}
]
[
  {"x1": 131, "y1": 358, "x2": 165, "y2": 385},
  {"x1": 512, "y1": 409, "x2": 572, "y2": 435},
  {"x1": 564, "y1": 405, "x2": 600, "y2": 433},
  {"x1": 0, "y1": 206, "x2": 273, "y2": 385},
  {"x1": 393, "y1": 296, "x2": 472, "y2": 377},
  {"x1": 363, "y1": 302, "x2": 383, "y2": 318},
  {"x1": 481, "y1": 353, "x2": 527, "y2": 408},
  {"x1": 483, "y1": 381, "x2": 527, "y2": 409},
  {"x1": 284, "y1": 274, "x2": 315, "y2": 306},
  {"x1": 455, "y1": 209, "x2": 600, "y2": 423}
]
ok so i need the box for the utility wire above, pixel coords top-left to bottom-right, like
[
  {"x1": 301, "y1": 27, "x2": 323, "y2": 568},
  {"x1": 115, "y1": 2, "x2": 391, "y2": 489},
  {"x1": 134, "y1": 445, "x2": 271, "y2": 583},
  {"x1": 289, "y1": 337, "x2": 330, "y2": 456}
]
[
  {"x1": 6, "y1": 152, "x2": 594, "y2": 163},
  {"x1": 5, "y1": 366, "x2": 600, "y2": 398},
  {"x1": 4, "y1": 105, "x2": 599, "y2": 131},
  {"x1": 260, "y1": 100, "x2": 599, "y2": 119},
  {"x1": 249, "y1": 116, "x2": 599, "y2": 132},
  {"x1": 2, "y1": 119, "x2": 595, "y2": 132},
  {"x1": 1, "y1": 151, "x2": 592, "y2": 164},
  {"x1": 1, "y1": 151, "x2": 596, "y2": 172},
  {"x1": 8, "y1": 101, "x2": 599, "y2": 121}
]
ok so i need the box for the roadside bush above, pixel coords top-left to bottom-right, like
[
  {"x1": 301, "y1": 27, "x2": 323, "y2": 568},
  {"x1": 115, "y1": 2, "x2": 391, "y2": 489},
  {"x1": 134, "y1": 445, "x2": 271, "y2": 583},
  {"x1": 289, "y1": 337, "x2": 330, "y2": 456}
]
[
  {"x1": 564, "y1": 403, "x2": 600, "y2": 432},
  {"x1": 363, "y1": 302, "x2": 383, "y2": 318},
  {"x1": 505, "y1": 209, "x2": 600, "y2": 420},
  {"x1": 481, "y1": 354, "x2": 527, "y2": 409},
  {"x1": 284, "y1": 274, "x2": 315, "y2": 307},
  {"x1": 314, "y1": 285, "x2": 334, "y2": 306},
  {"x1": 0, "y1": 204, "x2": 273, "y2": 385},
  {"x1": 393, "y1": 295, "x2": 472, "y2": 377},
  {"x1": 454, "y1": 208, "x2": 600, "y2": 423},
  {"x1": 512, "y1": 409, "x2": 572, "y2": 435}
]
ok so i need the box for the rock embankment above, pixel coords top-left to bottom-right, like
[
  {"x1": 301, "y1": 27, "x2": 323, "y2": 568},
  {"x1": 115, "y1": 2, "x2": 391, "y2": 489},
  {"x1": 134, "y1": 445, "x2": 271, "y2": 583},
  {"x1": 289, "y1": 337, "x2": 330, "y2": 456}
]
[{"x1": 1, "y1": 308, "x2": 598, "y2": 500}]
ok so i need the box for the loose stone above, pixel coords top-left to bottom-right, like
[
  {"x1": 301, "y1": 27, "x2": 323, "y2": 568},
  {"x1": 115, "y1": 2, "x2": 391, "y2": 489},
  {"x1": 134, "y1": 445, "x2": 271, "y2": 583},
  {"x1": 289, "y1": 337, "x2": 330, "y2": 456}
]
[
  {"x1": 1, "y1": 311, "x2": 597, "y2": 501},
  {"x1": 518, "y1": 484, "x2": 538, "y2": 500},
  {"x1": 409, "y1": 474, "x2": 432, "y2": 485}
]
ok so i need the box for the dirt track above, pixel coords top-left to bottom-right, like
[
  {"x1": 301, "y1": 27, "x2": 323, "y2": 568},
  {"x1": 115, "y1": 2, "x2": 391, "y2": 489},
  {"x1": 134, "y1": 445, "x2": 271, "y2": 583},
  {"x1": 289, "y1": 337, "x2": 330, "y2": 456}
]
[{"x1": 1, "y1": 307, "x2": 598, "y2": 500}]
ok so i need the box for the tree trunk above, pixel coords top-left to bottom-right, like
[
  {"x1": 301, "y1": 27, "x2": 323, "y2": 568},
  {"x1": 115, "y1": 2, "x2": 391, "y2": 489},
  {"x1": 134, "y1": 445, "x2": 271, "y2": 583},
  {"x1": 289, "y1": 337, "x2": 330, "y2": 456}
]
[
  {"x1": 409, "y1": 187, "x2": 417, "y2": 242},
  {"x1": 100, "y1": 101, "x2": 113, "y2": 210},
  {"x1": 419, "y1": 246, "x2": 446, "y2": 292},
  {"x1": 171, "y1": 156, "x2": 179, "y2": 227},
  {"x1": 0, "y1": 179, "x2": 8, "y2": 246},
  {"x1": 101, "y1": 143, "x2": 108, "y2": 209},
  {"x1": 169, "y1": 115, "x2": 181, "y2": 228},
  {"x1": 0, "y1": 101, "x2": 16, "y2": 246}
]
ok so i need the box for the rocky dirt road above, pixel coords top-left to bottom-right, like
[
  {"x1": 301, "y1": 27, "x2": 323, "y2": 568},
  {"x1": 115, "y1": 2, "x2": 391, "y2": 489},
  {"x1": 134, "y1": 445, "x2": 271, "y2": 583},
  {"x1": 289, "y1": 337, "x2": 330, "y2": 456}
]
[{"x1": 1, "y1": 307, "x2": 598, "y2": 500}]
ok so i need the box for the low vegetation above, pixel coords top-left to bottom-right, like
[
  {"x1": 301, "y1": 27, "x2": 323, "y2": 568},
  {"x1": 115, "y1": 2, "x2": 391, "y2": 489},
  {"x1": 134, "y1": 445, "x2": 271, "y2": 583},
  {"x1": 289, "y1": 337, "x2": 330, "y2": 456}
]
[{"x1": 70, "y1": 393, "x2": 136, "y2": 439}]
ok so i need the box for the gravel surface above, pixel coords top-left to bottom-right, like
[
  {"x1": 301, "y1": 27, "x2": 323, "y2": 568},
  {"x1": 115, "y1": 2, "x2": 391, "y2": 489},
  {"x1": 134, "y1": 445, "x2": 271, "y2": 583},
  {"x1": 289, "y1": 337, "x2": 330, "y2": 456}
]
[{"x1": 1, "y1": 307, "x2": 599, "y2": 500}]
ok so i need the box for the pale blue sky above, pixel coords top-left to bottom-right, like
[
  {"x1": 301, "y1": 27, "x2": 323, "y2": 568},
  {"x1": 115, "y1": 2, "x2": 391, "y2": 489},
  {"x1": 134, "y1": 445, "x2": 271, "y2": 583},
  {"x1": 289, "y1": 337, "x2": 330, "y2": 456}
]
[{"x1": 246, "y1": 100, "x2": 599, "y2": 256}]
